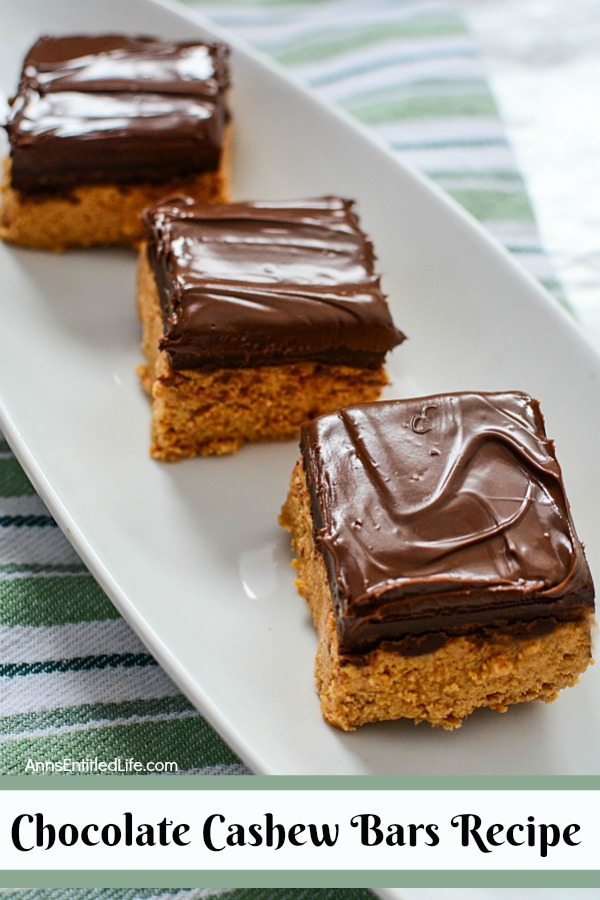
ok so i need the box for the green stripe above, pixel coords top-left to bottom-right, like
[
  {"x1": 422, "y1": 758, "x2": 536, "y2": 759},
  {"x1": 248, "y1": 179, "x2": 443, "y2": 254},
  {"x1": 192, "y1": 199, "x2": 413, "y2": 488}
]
[
  {"x1": 0, "y1": 653, "x2": 158, "y2": 678},
  {"x1": 274, "y1": 16, "x2": 466, "y2": 65},
  {"x1": 0, "y1": 696, "x2": 195, "y2": 737},
  {"x1": 0, "y1": 458, "x2": 35, "y2": 496},
  {"x1": 446, "y1": 188, "x2": 535, "y2": 221},
  {"x1": 1, "y1": 715, "x2": 242, "y2": 773},
  {"x1": 0, "y1": 574, "x2": 119, "y2": 626},
  {"x1": 348, "y1": 91, "x2": 497, "y2": 123}
]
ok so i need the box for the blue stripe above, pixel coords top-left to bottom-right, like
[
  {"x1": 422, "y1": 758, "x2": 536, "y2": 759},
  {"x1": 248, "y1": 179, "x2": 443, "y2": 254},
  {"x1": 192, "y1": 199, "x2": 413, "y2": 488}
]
[
  {"x1": 392, "y1": 136, "x2": 508, "y2": 150},
  {"x1": 0, "y1": 515, "x2": 57, "y2": 528},
  {"x1": 308, "y1": 46, "x2": 477, "y2": 87},
  {"x1": 505, "y1": 245, "x2": 544, "y2": 255}
]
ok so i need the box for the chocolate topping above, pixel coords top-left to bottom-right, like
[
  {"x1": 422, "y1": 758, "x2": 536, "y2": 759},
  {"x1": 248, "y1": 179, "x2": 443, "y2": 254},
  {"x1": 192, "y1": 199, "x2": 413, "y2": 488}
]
[
  {"x1": 145, "y1": 195, "x2": 405, "y2": 371},
  {"x1": 5, "y1": 35, "x2": 230, "y2": 191},
  {"x1": 301, "y1": 392, "x2": 594, "y2": 656}
]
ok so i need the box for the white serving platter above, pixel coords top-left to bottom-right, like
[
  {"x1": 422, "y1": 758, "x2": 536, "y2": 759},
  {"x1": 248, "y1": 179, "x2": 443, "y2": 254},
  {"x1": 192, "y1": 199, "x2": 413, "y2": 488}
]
[{"x1": 1, "y1": 0, "x2": 599, "y2": 775}]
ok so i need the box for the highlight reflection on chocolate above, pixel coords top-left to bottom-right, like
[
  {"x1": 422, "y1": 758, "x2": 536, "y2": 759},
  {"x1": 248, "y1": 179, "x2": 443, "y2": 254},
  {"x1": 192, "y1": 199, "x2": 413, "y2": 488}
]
[
  {"x1": 300, "y1": 392, "x2": 594, "y2": 656},
  {"x1": 5, "y1": 34, "x2": 230, "y2": 191},
  {"x1": 144, "y1": 194, "x2": 405, "y2": 371}
]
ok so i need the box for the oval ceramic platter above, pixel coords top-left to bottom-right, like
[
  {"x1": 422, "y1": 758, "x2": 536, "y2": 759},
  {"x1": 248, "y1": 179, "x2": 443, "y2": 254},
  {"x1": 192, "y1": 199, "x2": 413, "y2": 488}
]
[{"x1": 1, "y1": 0, "x2": 599, "y2": 775}]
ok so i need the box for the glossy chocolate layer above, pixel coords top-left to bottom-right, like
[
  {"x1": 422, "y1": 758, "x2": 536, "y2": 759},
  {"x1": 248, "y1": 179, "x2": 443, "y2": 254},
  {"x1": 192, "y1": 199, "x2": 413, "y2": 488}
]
[
  {"x1": 5, "y1": 35, "x2": 230, "y2": 191},
  {"x1": 301, "y1": 392, "x2": 594, "y2": 656},
  {"x1": 145, "y1": 195, "x2": 405, "y2": 370}
]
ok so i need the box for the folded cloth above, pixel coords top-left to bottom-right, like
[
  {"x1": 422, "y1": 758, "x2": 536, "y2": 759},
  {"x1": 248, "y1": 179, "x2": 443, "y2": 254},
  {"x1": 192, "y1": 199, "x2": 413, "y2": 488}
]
[{"x1": 0, "y1": 0, "x2": 561, "y2": 778}]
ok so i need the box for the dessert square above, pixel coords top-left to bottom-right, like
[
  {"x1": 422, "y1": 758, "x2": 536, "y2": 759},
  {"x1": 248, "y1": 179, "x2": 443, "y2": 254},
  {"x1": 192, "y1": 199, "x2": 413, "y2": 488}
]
[
  {"x1": 280, "y1": 391, "x2": 595, "y2": 730},
  {"x1": 0, "y1": 34, "x2": 231, "y2": 249},
  {"x1": 137, "y1": 194, "x2": 405, "y2": 460}
]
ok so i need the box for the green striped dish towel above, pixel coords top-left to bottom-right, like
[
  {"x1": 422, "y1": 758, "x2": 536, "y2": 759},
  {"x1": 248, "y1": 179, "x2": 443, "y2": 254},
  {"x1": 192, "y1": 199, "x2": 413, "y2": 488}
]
[{"x1": 0, "y1": 0, "x2": 561, "y2": 777}]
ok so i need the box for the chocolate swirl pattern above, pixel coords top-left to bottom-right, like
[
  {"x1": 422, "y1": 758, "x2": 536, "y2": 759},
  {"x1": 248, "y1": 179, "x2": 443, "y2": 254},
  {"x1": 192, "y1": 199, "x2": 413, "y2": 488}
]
[{"x1": 301, "y1": 392, "x2": 594, "y2": 655}]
